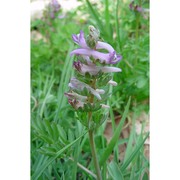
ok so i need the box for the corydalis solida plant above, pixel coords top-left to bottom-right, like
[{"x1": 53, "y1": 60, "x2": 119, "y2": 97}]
[
  {"x1": 65, "y1": 26, "x2": 122, "y2": 129},
  {"x1": 65, "y1": 26, "x2": 122, "y2": 179}
]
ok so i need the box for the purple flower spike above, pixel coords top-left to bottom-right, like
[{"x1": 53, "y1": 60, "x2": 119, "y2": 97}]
[{"x1": 65, "y1": 26, "x2": 122, "y2": 112}]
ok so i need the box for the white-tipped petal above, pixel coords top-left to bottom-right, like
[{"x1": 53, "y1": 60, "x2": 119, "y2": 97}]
[
  {"x1": 68, "y1": 78, "x2": 102, "y2": 100},
  {"x1": 96, "y1": 41, "x2": 114, "y2": 53},
  {"x1": 101, "y1": 104, "x2": 110, "y2": 108},
  {"x1": 64, "y1": 92, "x2": 87, "y2": 102},
  {"x1": 101, "y1": 66, "x2": 122, "y2": 73},
  {"x1": 108, "y1": 80, "x2": 118, "y2": 86},
  {"x1": 90, "y1": 89, "x2": 102, "y2": 100},
  {"x1": 96, "y1": 89, "x2": 105, "y2": 94}
]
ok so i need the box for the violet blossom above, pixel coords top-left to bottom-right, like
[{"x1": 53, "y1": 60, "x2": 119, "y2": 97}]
[
  {"x1": 73, "y1": 61, "x2": 121, "y2": 75},
  {"x1": 65, "y1": 26, "x2": 122, "y2": 115},
  {"x1": 71, "y1": 29, "x2": 122, "y2": 64}
]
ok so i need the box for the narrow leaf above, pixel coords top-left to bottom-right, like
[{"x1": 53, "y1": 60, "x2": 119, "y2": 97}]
[
  {"x1": 31, "y1": 132, "x2": 87, "y2": 180},
  {"x1": 100, "y1": 97, "x2": 131, "y2": 166},
  {"x1": 108, "y1": 161, "x2": 124, "y2": 180},
  {"x1": 121, "y1": 132, "x2": 150, "y2": 172}
]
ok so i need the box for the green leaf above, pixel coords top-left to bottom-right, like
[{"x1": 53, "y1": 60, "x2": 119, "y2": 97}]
[
  {"x1": 31, "y1": 19, "x2": 43, "y2": 29},
  {"x1": 54, "y1": 45, "x2": 74, "y2": 122},
  {"x1": 120, "y1": 132, "x2": 150, "y2": 172},
  {"x1": 99, "y1": 97, "x2": 131, "y2": 166},
  {"x1": 31, "y1": 132, "x2": 87, "y2": 180},
  {"x1": 123, "y1": 114, "x2": 136, "y2": 162},
  {"x1": 136, "y1": 77, "x2": 147, "y2": 88},
  {"x1": 86, "y1": 0, "x2": 102, "y2": 27},
  {"x1": 44, "y1": 120, "x2": 54, "y2": 138},
  {"x1": 108, "y1": 161, "x2": 124, "y2": 180},
  {"x1": 104, "y1": 0, "x2": 111, "y2": 38}
]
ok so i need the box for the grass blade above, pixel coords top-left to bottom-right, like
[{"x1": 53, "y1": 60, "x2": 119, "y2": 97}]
[
  {"x1": 40, "y1": 76, "x2": 55, "y2": 118},
  {"x1": 115, "y1": 0, "x2": 121, "y2": 51},
  {"x1": 108, "y1": 161, "x2": 124, "y2": 180},
  {"x1": 31, "y1": 131, "x2": 87, "y2": 180},
  {"x1": 104, "y1": 0, "x2": 111, "y2": 38},
  {"x1": 123, "y1": 113, "x2": 136, "y2": 162},
  {"x1": 86, "y1": 0, "x2": 103, "y2": 27},
  {"x1": 120, "y1": 132, "x2": 150, "y2": 172},
  {"x1": 54, "y1": 44, "x2": 74, "y2": 122},
  {"x1": 99, "y1": 97, "x2": 131, "y2": 166}
]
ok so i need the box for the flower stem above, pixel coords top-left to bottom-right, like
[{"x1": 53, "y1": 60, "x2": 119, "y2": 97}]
[{"x1": 88, "y1": 130, "x2": 102, "y2": 180}]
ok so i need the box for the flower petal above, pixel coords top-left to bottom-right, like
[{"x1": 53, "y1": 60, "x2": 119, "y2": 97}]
[
  {"x1": 108, "y1": 80, "x2": 118, "y2": 86},
  {"x1": 96, "y1": 41, "x2": 114, "y2": 53},
  {"x1": 72, "y1": 31, "x2": 89, "y2": 49},
  {"x1": 100, "y1": 66, "x2": 122, "y2": 73},
  {"x1": 95, "y1": 89, "x2": 105, "y2": 94},
  {"x1": 72, "y1": 34, "x2": 79, "y2": 44},
  {"x1": 68, "y1": 78, "x2": 102, "y2": 100},
  {"x1": 71, "y1": 49, "x2": 110, "y2": 64},
  {"x1": 64, "y1": 92, "x2": 87, "y2": 102},
  {"x1": 101, "y1": 104, "x2": 110, "y2": 108},
  {"x1": 68, "y1": 99, "x2": 84, "y2": 109},
  {"x1": 79, "y1": 30, "x2": 89, "y2": 49}
]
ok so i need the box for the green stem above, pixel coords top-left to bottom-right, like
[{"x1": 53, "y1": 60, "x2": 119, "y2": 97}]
[
  {"x1": 87, "y1": 77, "x2": 102, "y2": 179},
  {"x1": 88, "y1": 130, "x2": 102, "y2": 180},
  {"x1": 135, "y1": 13, "x2": 140, "y2": 42},
  {"x1": 135, "y1": 0, "x2": 142, "y2": 64}
]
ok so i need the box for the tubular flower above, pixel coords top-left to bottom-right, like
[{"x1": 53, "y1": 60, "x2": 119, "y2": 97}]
[
  {"x1": 73, "y1": 61, "x2": 121, "y2": 75},
  {"x1": 68, "y1": 77, "x2": 103, "y2": 100},
  {"x1": 65, "y1": 26, "x2": 122, "y2": 127}
]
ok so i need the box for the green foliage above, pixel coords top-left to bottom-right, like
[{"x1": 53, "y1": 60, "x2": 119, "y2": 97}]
[
  {"x1": 100, "y1": 97, "x2": 131, "y2": 166},
  {"x1": 108, "y1": 161, "x2": 124, "y2": 180}
]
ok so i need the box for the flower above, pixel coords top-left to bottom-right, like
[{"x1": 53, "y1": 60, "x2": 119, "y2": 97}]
[
  {"x1": 71, "y1": 49, "x2": 121, "y2": 64},
  {"x1": 72, "y1": 30, "x2": 89, "y2": 49},
  {"x1": 108, "y1": 80, "x2": 118, "y2": 86},
  {"x1": 68, "y1": 77, "x2": 104, "y2": 100},
  {"x1": 64, "y1": 92, "x2": 88, "y2": 102},
  {"x1": 68, "y1": 99, "x2": 84, "y2": 109},
  {"x1": 73, "y1": 61, "x2": 121, "y2": 75},
  {"x1": 71, "y1": 31, "x2": 122, "y2": 64},
  {"x1": 65, "y1": 26, "x2": 122, "y2": 115}
]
